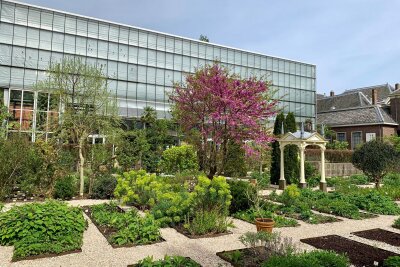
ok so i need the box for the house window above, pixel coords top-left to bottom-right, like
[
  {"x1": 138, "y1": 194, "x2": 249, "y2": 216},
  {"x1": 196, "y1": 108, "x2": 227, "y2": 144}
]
[
  {"x1": 366, "y1": 133, "x2": 376, "y2": 142},
  {"x1": 351, "y1": 131, "x2": 362, "y2": 149},
  {"x1": 336, "y1": 132, "x2": 346, "y2": 142}
]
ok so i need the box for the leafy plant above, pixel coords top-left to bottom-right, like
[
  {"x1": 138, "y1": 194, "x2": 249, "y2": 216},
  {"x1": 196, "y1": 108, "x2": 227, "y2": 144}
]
[
  {"x1": 53, "y1": 174, "x2": 76, "y2": 200},
  {"x1": 0, "y1": 200, "x2": 87, "y2": 260},
  {"x1": 90, "y1": 203, "x2": 161, "y2": 246},
  {"x1": 393, "y1": 217, "x2": 400, "y2": 229},
  {"x1": 224, "y1": 250, "x2": 242, "y2": 264},
  {"x1": 136, "y1": 255, "x2": 201, "y2": 267},
  {"x1": 90, "y1": 174, "x2": 117, "y2": 199},
  {"x1": 251, "y1": 172, "x2": 270, "y2": 189},
  {"x1": 240, "y1": 231, "x2": 297, "y2": 257},
  {"x1": 159, "y1": 145, "x2": 199, "y2": 174},
  {"x1": 326, "y1": 140, "x2": 349, "y2": 150},
  {"x1": 234, "y1": 207, "x2": 298, "y2": 228},
  {"x1": 228, "y1": 179, "x2": 256, "y2": 214},
  {"x1": 263, "y1": 250, "x2": 350, "y2": 267},
  {"x1": 184, "y1": 208, "x2": 233, "y2": 236},
  {"x1": 384, "y1": 256, "x2": 400, "y2": 267}
]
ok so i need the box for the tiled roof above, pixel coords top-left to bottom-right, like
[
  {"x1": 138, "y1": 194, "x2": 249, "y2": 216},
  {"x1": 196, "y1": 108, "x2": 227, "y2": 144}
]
[
  {"x1": 317, "y1": 84, "x2": 394, "y2": 112},
  {"x1": 317, "y1": 106, "x2": 398, "y2": 127}
]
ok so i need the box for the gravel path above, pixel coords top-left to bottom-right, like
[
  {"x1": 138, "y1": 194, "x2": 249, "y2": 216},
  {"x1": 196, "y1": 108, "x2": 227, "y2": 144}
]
[{"x1": 0, "y1": 199, "x2": 399, "y2": 267}]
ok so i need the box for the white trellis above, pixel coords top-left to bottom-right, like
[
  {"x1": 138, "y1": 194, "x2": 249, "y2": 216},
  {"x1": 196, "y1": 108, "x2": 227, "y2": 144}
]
[{"x1": 277, "y1": 129, "x2": 328, "y2": 191}]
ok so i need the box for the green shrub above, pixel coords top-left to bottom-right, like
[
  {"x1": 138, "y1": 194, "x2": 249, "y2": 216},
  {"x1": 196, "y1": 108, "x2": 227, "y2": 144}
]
[
  {"x1": 346, "y1": 191, "x2": 400, "y2": 215},
  {"x1": 91, "y1": 174, "x2": 117, "y2": 199},
  {"x1": 0, "y1": 201, "x2": 87, "y2": 260},
  {"x1": 159, "y1": 145, "x2": 199, "y2": 174},
  {"x1": 263, "y1": 250, "x2": 350, "y2": 267},
  {"x1": 349, "y1": 174, "x2": 370, "y2": 185},
  {"x1": 136, "y1": 255, "x2": 201, "y2": 267},
  {"x1": 184, "y1": 208, "x2": 232, "y2": 235},
  {"x1": 53, "y1": 175, "x2": 76, "y2": 200},
  {"x1": 281, "y1": 185, "x2": 301, "y2": 206},
  {"x1": 384, "y1": 256, "x2": 400, "y2": 267},
  {"x1": 251, "y1": 172, "x2": 270, "y2": 188},
  {"x1": 393, "y1": 217, "x2": 400, "y2": 229},
  {"x1": 191, "y1": 175, "x2": 232, "y2": 214},
  {"x1": 90, "y1": 203, "x2": 160, "y2": 246},
  {"x1": 114, "y1": 170, "x2": 159, "y2": 207},
  {"x1": 307, "y1": 175, "x2": 321, "y2": 188},
  {"x1": 383, "y1": 173, "x2": 400, "y2": 187},
  {"x1": 227, "y1": 179, "x2": 256, "y2": 214}
]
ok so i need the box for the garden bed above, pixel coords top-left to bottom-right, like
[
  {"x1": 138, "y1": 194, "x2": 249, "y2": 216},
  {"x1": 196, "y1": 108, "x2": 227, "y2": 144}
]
[
  {"x1": 172, "y1": 224, "x2": 232, "y2": 239},
  {"x1": 217, "y1": 247, "x2": 268, "y2": 267},
  {"x1": 301, "y1": 235, "x2": 399, "y2": 267},
  {"x1": 351, "y1": 228, "x2": 400, "y2": 247},
  {"x1": 128, "y1": 256, "x2": 201, "y2": 266},
  {"x1": 277, "y1": 210, "x2": 342, "y2": 224},
  {"x1": 0, "y1": 201, "x2": 87, "y2": 261},
  {"x1": 83, "y1": 204, "x2": 163, "y2": 248}
]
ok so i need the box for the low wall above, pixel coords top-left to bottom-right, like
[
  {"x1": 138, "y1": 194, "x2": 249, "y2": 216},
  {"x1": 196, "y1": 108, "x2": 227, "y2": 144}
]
[{"x1": 308, "y1": 161, "x2": 362, "y2": 177}]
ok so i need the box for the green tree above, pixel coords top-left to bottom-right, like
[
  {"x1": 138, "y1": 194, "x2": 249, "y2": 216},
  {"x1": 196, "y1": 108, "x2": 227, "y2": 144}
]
[
  {"x1": 116, "y1": 129, "x2": 150, "y2": 170},
  {"x1": 270, "y1": 113, "x2": 285, "y2": 184},
  {"x1": 352, "y1": 140, "x2": 398, "y2": 188},
  {"x1": 35, "y1": 58, "x2": 121, "y2": 196},
  {"x1": 199, "y1": 34, "x2": 209, "y2": 42},
  {"x1": 159, "y1": 144, "x2": 199, "y2": 174},
  {"x1": 223, "y1": 141, "x2": 248, "y2": 177},
  {"x1": 284, "y1": 113, "x2": 299, "y2": 184},
  {"x1": 141, "y1": 106, "x2": 157, "y2": 129}
]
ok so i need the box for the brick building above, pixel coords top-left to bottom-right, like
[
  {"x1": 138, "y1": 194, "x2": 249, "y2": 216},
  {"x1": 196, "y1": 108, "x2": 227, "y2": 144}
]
[{"x1": 317, "y1": 84, "x2": 399, "y2": 149}]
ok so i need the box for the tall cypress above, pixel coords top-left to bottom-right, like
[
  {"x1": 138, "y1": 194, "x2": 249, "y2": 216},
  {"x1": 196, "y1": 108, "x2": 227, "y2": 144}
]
[
  {"x1": 270, "y1": 113, "x2": 285, "y2": 185},
  {"x1": 284, "y1": 112, "x2": 300, "y2": 184}
]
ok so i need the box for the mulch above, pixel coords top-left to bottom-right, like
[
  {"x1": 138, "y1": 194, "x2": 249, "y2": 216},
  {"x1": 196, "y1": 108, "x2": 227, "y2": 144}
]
[
  {"x1": 216, "y1": 247, "x2": 268, "y2": 267},
  {"x1": 351, "y1": 228, "x2": 400, "y2": 247},
  {"x1": 301, "y1": 234, "x2": 399, "y2": 267}
]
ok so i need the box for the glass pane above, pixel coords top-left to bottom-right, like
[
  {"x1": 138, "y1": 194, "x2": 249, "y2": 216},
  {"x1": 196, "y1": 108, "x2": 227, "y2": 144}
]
[
  {"x1": 37, "y1": 93, "x2": 48, "y2": 111},
  {"x1": 21, "y1": 110, "x2": 33, "y2": 130},
  {"x1": 0, "y1": 23, "x2": 13, "y2": 45},
  {"x1": 1, "y1": 2, "x2": 15, "y2": 23},
  {"x1": 53, "y1": 14, "x2": 65, "y2": 32},
  {"x1": 36, "y1": 111, "x2": 47, "y2": 131},
  {"x1": 15, "y1": 5, "x2": 28, "y2": 25},
  {"x1": 40, "y1": 11, "x2": 53, "y2": 30}
]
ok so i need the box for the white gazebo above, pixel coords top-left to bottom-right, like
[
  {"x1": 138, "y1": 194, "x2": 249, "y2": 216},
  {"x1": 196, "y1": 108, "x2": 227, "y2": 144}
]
[{"x1": 277, "y1": 126, "x2": 328, "y2": 192}]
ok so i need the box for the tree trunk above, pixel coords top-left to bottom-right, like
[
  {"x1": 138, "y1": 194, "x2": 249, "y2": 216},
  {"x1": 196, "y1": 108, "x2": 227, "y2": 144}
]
[
  {"x1": 208, "y1": 142, "x2": 217, "y2": 179},
  {"x1": 375, "y1": 177, "x2": 381, "y2": 189},
  {"x1": 78, "y1": 142, "x2": 85, "y2": 197},
  {"x1": 219, "y1": 139, "x2": 228, "y2": 175}
]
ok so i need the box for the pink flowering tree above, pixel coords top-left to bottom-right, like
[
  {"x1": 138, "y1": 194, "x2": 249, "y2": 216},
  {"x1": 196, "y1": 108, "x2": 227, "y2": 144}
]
[{"x1": 170, "y1": 63, "x2": 277, "y2": 178}]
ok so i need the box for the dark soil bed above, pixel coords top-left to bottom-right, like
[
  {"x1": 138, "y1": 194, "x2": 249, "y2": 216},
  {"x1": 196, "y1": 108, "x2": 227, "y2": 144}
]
[
  {"x1": 82, "y1": 206, "x2": 163, "y2": 248},
  {"x1": 217, "y1": 247, "x2": 268, "y2": 267},
  {"x1": 351, "y1": 228, "x2": 400, "y2": 247},
  {"x1": 301, "y1": 235, "x2": 399, "y2": 267},
  {"x1": 172, "y1": 224, "x2": 232, "y2": 239},
  {"x1": 12, "y1": 249, "x2": 82, "y2": 262},
  {"x1": 279, "y1": 211, "x2": 342, "y2": 224}
]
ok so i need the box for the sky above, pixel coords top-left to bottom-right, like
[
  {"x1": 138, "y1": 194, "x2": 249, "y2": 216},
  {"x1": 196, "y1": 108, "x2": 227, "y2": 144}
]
[{"x1": 17, "y1": 0, "x2": 400, "y2": 95}]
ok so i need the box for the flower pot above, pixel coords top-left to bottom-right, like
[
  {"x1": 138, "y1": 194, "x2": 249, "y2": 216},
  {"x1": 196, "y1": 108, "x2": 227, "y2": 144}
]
[
  {"x1": 250, "y1": 179, "x2": 257, "y2": 185},
  {"x1": 255, "y1": 218, "x2": 274, "y2": 232}
]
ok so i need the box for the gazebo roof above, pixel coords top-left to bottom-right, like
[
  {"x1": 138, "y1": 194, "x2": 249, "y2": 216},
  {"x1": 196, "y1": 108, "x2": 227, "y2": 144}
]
[{"x1": 278, "y1": 131, "x2": 327, "y2": 144}]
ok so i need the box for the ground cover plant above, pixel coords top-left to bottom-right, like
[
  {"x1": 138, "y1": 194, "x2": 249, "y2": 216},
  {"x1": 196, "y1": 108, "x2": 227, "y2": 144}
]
[
  {"x1": 0, "y1": 200, "x2": 87, "y2": 261},
  {"x1": 384, "y1": 256, "x2": 400, "y2": 267},
  {"x1": 263, "y1": 250, "x2": 350, "y2": 267},
  {"x1": 393, "y1": 217, "x2": 400, "y2": 229},
  {"x1": 84, "y1": 203, "x2": 160, "y2": 246},
  {"x1": 132, "y1": 255, "x2": 201, "y2": 267},
  {"x1": 271, "y1": 185, "x2": 399, "y2": 219}
]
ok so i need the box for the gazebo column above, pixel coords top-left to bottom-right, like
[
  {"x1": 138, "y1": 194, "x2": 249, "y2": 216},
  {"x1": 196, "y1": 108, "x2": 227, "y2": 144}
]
[
  {"x1": 299, "y1": 143, "x2": 307, "y2": 188},
  {"x1": 319, "y1": 146, "x2": 327, "y2": 192},
  {"x1": 279, "y1": 144, "x2": 286, "y2": 190}
]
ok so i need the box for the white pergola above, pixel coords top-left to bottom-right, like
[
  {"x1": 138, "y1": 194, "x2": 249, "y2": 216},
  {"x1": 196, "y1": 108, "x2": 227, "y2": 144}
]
[{"x1": 277, "y1": 130, "x2": 328, "y2": 191}]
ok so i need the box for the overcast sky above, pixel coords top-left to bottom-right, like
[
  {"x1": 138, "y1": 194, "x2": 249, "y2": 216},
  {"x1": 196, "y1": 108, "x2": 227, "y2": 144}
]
[{"x1": 17, "y1": 0, "x2": 400, "y2": 95}]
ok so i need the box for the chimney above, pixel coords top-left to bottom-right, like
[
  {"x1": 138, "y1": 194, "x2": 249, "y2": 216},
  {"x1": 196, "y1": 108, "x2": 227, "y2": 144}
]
[
  {"x1": 330, "y1": 91, "x2": 335, "y2": 97},
  {"x1": 396, "y1": 83, "x2": 400, "y2": 91},
  {"x1": 372, "y1": 89, "x2": 378, "y2": 105}
]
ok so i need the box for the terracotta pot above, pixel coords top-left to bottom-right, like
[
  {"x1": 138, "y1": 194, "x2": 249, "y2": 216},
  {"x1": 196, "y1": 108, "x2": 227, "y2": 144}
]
[
  {"x1": 255, "y1": 218, "x2": 274, "y2": 232},
  {"x1": 250, "y1": 179, "x2": 257, "y2": 185}
]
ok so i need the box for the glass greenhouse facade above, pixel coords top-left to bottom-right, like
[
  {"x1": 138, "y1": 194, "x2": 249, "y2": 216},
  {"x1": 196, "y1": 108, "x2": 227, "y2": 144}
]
[{"x1": 0, "y1": 0, "x2": 316, "y2": 141}]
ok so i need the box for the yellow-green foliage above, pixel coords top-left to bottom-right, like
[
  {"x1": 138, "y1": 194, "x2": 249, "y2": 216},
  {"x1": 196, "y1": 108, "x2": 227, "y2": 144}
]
[
  {"x1": 281, "y1": 184, "x2": 301, "y2": 206},
  {"x1": 114, "y1": 170, "x2": 159, "y2": 207},
  {"x1": 114, "y1": 171, "x2": 232, "y2": 226},
  {"x1": 191, "y1": 175, "x2": 232, "y2": 214},
  {"x1": 159, "y1": 145, "x2": 199, "y2": 174}
]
